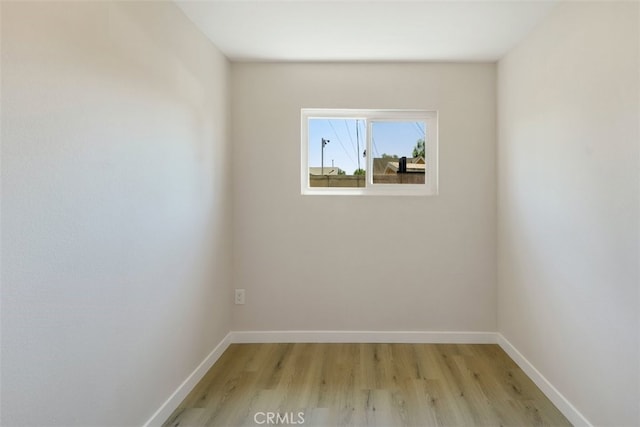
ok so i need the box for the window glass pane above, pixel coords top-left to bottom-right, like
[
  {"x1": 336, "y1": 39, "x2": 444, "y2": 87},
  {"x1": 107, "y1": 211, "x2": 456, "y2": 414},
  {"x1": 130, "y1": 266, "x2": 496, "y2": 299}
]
[
  {"x1": 371, "y1": 121, "x2": 426, "y2": 185},
  {"x1": 308, "y1": 118, "x2": 366, "y2": 188}
]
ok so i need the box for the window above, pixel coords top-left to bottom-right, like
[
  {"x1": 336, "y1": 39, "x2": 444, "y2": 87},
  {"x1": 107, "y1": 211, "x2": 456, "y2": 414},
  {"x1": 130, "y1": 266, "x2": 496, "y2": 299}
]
[{"x1": 301, "y1": 109, "x2": 438, "y2": 196}]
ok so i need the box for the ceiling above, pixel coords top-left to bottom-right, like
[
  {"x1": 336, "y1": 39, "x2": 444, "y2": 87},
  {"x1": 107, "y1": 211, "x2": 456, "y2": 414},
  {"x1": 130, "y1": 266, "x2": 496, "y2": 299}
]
[{"x1": 175, "y1": 0, "x2": 557, "y2": 62}]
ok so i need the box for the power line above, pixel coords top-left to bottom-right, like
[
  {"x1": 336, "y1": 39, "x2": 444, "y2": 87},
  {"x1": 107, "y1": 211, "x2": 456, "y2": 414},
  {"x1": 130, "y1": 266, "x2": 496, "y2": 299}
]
[
  {"x1": 327, "y1": 120, "x2": 356, "y2": 167},
  {"x1": 372, "y1": 136, "x2": 381, "y2": 158},
  {"x1": 413, "y1": 122, "x2": 425, "y2": 139},
  {"x1": 355, "y1": 120, "x2": 361, "y2": 171},
  {"x1": 343, "y1": 120, "x2": 357, "y2": 157}
]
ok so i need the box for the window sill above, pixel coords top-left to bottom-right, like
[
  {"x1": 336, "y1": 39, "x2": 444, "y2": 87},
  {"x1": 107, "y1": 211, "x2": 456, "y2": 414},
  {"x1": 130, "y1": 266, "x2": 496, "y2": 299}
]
[{"x1": 301, "y1": 187, "x2": 438, "y2": 196}]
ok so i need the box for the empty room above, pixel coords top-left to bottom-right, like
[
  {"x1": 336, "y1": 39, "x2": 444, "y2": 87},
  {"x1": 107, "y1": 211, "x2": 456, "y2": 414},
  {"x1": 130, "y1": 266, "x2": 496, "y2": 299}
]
[{"x1": 1, "y1": 0, "x2": 638, "y2": 426}]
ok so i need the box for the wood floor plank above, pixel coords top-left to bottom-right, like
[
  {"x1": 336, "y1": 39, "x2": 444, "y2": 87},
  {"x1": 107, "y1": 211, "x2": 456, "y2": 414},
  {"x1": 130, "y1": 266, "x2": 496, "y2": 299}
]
[{"x1": 163, "y1": 343, "x2": 572, "y2": 427}]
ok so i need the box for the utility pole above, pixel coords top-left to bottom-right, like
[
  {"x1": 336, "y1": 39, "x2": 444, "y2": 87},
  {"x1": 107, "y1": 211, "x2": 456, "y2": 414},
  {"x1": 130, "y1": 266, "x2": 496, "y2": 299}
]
[{"x1": 321, "y1": 138, "x2": 330, "y2": 176}]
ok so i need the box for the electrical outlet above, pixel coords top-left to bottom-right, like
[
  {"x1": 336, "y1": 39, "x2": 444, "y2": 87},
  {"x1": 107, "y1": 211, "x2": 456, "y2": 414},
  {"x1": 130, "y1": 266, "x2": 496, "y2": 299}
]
[{"x1": 235, "y1": 289, "x2": 245, "y2": 305}]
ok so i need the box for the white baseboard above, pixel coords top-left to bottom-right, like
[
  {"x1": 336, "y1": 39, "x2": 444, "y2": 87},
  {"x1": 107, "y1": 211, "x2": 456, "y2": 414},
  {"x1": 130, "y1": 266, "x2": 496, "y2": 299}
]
[
  {"x1": 231, "y1": 330, "x2": 498, "y2": 344},
  {"x1": 497, "y1": 333, "x2": 592, "y2": 427},
  {"x1": 142, "y1": 332, "x2": 233, "y2": 427}
]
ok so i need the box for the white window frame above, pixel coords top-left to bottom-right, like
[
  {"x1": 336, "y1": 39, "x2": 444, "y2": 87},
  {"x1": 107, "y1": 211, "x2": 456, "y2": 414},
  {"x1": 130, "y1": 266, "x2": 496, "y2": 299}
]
[{"x1": 301, "y1": 109, "x2": 438, "y2": 196}]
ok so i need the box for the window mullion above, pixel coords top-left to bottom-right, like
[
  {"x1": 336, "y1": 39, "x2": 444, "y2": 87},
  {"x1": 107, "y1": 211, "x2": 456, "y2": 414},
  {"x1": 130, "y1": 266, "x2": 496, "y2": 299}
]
[{"x1": 365, "y1": 118, "x2": 371, "y2": 188}]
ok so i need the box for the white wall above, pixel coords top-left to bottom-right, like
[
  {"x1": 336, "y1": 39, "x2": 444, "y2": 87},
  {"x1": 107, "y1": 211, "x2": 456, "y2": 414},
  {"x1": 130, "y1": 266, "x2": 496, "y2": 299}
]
[
  {"x1": 231, "y1": 63, "x2": 496, "y2": 332},
  {"x1": 497, "y1": 2, "x2": 639, "y2": 426},
  {"x1": 0, "y1": 2, "x2": 232, "y2": 425}
]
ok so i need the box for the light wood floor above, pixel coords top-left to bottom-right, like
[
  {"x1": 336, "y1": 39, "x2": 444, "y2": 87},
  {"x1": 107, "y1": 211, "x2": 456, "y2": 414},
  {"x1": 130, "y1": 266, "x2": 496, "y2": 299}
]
[{"x1": 163, "y1": 343, "x2": 571, "y2": 426}]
